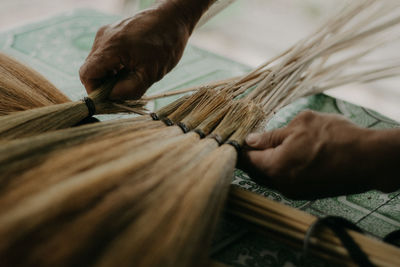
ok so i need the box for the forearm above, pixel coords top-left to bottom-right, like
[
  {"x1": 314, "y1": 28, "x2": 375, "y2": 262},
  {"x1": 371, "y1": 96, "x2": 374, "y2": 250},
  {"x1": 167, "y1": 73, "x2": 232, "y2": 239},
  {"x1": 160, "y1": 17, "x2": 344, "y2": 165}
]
[
  {"x1": 362, "y1": 128, "x2": 400, "y2": 192},
  {"x1": 162, "y1": 0, "x2": 217, "y2": 32}
]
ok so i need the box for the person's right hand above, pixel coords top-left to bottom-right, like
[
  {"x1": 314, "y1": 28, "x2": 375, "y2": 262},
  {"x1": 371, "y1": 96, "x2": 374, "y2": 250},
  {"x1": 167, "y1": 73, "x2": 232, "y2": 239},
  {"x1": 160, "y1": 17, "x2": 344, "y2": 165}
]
[
  {"x1": 240, "y1": 111, "x2": 397, "y2": 200},
  {"x1": 79, "y1": 3, "x2": 192, "y2": 100}
]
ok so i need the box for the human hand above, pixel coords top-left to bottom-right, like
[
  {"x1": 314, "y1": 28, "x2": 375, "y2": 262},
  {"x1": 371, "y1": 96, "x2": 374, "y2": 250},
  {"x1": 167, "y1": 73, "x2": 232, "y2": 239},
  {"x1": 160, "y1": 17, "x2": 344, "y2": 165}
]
[
  {"x1": 79, "y1": 3, "x2": 192, "y2": 99},
  {"x1": 241, "y1": 111, "x2": 380, "y2": 199}
]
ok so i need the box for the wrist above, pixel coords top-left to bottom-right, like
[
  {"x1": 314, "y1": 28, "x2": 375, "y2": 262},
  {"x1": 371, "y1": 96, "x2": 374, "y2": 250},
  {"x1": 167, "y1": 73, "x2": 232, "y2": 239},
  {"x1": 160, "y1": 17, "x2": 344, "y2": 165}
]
[{"x1": 161, "y1": 0, "x2": 214, "y2": 33}]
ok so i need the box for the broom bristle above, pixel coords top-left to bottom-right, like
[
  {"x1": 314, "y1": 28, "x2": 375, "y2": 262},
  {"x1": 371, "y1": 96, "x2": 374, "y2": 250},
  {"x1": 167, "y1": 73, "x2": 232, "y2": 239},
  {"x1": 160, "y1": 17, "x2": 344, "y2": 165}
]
[{"x1": 0, "y1": 53, "x2": 69, "y2": 115}]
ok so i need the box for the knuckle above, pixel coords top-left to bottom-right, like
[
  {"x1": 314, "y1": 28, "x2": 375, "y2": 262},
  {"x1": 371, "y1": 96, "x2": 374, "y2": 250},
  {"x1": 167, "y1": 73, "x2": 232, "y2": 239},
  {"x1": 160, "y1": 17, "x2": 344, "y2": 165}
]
[
  {"x1": 133, "y1": 69, "x2": 151, "y2": 90},
  {"x1": 96, "y1": 25, "x2": 108, "y2": 36},
  {"x1": 265, "y1": 160, "x2": 283, "y2": 179},
  {"x1": 79, "y1": 64, "x2": 88, "y2": 80},
  {"x1": 257, "y1": 132, "x2": 271, "y2": 147},
  {"x1": 297, "y1": 110, "x2": 316, "y2": 122}
]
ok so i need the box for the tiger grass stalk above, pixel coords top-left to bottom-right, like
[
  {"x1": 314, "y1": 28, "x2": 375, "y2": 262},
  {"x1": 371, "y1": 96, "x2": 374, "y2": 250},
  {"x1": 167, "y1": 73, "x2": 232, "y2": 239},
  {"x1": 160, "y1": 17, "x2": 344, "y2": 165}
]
[
  {"x1": 0, "y1": 132, "x2": 204, "y2": 266},
  {"x1": 0, "y1": 72, "x2": 232, "y2": 183},
  {"x1": 0, "y1": 53, "x2": 69, "y2": 114},
  {"x1": 94, "y1": 103, "x2": 262, "y2": 267},
  {"x1": 0, "y1": 90, "x2": 232, "y2": 212},
  {"x1": 0, "y1": 131, "x2": 201, "y2": 249},
  {"x1": 0, "y1": 53, "x2": 147, "y2": 140},
  {"x1": 0, "y1": 116, "x2": 156, "y2": 178},
  {"x1": 0, "y1": 88, "x2": 218, "y2": 182},
  {"x1": 0, "y1": 83, "x2": 147, "y2": 140},
  {"x1": 0, "y1": 126, "x2": 180, "y2": 209},
  {"x1": 0, "y1": 98, "x2": 261, "y2": 266},
  {"x1": 36, "y1": 137, "x2": 220, "y2": 267},
  {"x1": 228, "y1": 187, "x2": 400, "y2": 266},
  {"x1": 0, "y1": 53, "x2": 146, "y2": 141}
]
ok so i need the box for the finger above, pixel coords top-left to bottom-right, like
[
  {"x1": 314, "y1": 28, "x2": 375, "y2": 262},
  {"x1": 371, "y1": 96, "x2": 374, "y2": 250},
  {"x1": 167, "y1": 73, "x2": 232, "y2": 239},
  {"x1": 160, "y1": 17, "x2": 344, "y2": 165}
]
[
  {"x1": 245, "y1": 149, "x2": 275, "y2": 170},
  {"x1": 109, "y1": 69, "x2": 149, "y2": 100},
  {"x1": 245, "y1": 128, "x2": 289, "y2": 150},
  {"x1": 239, "y1": 149, "x2": 275, "y2": 187},
  {"x1": 79, "y1": 53, "x2": 123, "y2": 93}
]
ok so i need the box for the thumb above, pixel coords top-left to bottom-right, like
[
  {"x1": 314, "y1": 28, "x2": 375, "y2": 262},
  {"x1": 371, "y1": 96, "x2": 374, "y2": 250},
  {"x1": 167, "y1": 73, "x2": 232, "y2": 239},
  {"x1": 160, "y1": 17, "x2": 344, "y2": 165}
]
[
  {"x1": 79, "y1": 53, "x2": 122, "y2": 94},
  {"x1": 110, "y1": 69, "x2": 149, "y2": 100},
  {"x1": 245, "y1": 128, "x2": 289, "y2": 150}
]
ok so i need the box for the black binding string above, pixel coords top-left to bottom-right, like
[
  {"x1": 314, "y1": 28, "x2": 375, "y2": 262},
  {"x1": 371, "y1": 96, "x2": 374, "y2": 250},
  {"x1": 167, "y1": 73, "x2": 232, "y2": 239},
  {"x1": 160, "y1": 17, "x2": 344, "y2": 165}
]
[
  {"x1": 177, "y1": 122, "x2": 190, "y2": 133},
  {"x1": 162, "y1": 118, "x2": 174, "y2": 126},
  {"x1": 226, "y1": 140, "x2": 241, "y2": 154},
  {"x1": 194, "y1": 129, "x2": 206, "y2": 139},
  {"x1": 209, "y1": 134, "x2": 223, "y2": 145},
  {"x1": 303, "y1": 216, "x2": 374, "y2": 267},
  {"x1": 150, "y1": 112, "x2": 159, "y2": 121},
  {"x1": 83, "y1": 97, "x2": 96, "y2": 117},
  {"x1": 74, "y1": 116, "x2": 100, "y2": 127}
]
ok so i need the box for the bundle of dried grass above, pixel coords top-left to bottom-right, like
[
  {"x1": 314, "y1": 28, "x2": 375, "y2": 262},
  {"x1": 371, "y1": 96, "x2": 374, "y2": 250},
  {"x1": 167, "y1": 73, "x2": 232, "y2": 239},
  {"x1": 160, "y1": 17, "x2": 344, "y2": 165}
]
[
  {"x1": 0, "y1": 85, "x2": 230, "y2": 181},
  {"x1": 0, "y1": 53, "x2": 69, "y2": 114},
  {"x1": 0, "y1": 92, "x2": 263, "y2": 267},
  {"x1": 0, "y1": 53, "x2": 148, "y2": 140},
  {"x1": 0, "y1": 57, "x2": 238, "y2": 141},
  {"x1": 0, "y1": 84, "x2": 148, "y2": 140},
  {"x1": 228, "y1": 187, "x2": 400, "y2": 266},
  {"x1": 2, "y1": 0, "x2": 400, "y2": 266}
]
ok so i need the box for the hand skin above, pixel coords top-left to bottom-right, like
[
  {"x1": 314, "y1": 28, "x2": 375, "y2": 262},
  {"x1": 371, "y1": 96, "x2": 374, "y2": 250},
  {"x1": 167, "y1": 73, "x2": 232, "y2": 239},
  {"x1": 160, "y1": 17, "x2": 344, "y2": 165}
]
[
  {"x1": 79, "y1": 0, "x2": 215, "y2": 100},
  {"x1": 240, "y1": 110, "x2": 400, "y2": 200}
]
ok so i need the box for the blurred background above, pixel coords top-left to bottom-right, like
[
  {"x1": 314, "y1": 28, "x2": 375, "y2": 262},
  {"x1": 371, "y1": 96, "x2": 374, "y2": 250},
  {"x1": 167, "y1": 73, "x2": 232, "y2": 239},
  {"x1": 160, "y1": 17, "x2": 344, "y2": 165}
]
[{"x1": 1, "y1": 0, "x2": 399, "y2": 121}]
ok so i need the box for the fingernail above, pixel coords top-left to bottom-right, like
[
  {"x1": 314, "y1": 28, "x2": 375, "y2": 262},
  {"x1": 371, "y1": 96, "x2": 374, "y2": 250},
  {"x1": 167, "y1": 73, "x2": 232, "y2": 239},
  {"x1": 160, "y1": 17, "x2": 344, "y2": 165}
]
[{"x1": 245, "y1": 133, "x2": 259, "y2": 146}]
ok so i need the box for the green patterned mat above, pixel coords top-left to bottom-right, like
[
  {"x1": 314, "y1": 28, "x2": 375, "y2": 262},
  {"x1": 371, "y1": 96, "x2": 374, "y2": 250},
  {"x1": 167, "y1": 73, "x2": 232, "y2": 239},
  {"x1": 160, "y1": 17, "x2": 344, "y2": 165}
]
[{"x1": 1, "y1": 9, "x2": 399, "y2": 266}]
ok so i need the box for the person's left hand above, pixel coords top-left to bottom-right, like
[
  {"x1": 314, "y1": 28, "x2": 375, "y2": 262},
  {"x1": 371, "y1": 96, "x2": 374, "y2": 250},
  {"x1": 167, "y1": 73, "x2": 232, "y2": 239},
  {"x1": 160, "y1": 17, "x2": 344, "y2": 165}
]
[{"x1": 240, "y1": 111, "x2": 378, "y2": 200}]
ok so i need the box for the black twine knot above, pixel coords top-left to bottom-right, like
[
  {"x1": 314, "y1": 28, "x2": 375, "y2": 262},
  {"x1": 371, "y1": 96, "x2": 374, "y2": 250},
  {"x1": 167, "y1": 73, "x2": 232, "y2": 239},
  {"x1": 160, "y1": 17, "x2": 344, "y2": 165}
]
[
  {"x1": 83, "y1": 97, "x2": 96, "y2": 117},
  {"x1": 150, "y1": 112, "x2": 160, "y2": 121},
  {"x1": 226, "y1": 140, "x2": 241, "y2": 154},
  {"x1": 177, "y1": 122, "x2": 190, "y2": 133},
  {"x1": 209, "y1": 134, "x2": 223, "y2": 145},
  {"x1": 162, "y1": 118, "x2": 174, "y2": 126},
  {"x1": 194, "y1": 129, "x2": 206, "y2": 139}
]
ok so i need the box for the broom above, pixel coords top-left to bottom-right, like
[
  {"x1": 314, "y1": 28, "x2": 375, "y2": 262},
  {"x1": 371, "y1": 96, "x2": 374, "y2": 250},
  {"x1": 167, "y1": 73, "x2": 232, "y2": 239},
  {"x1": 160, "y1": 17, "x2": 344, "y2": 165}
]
[
  {"x1": 0, "y1": 52, "x2": 69, "y2": 114},
  {"x1": 0, "y1": 53, "x2": 149, "y2": 140},
  {"x1": 0, "y1": 79, "x2": 241, "y2": 182},
  {"x1": 0, "y1": 83, "x2": 148, "y2": 140},
  {"x1": 0, "y1": 99, "x2": 263, "y2": 266},
  {"x1": 2, "y1": 0, "x2": 400, "y2": 266},
  {"x1": 0, "y1": 0, "x2": 241, "y2": 140}
]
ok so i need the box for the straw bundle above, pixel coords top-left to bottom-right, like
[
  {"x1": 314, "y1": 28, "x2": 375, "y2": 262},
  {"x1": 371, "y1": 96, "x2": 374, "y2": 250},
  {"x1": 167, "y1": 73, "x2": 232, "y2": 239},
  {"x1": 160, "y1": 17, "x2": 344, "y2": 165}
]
[
  {"x1": 0, "y1": 53, "x2": 69, "y2": 114},
  {"x1": 2, "y1": 0, "x2": 400, "y2": 266},
  {"x1": 228, "y1": 187, "x2": 400, "y2": 266},
  {"x1": 0, "y1": 53, "x2": 148, "y2": 140},
  {"x1": 0, "y1": 112, "x2": 263, "y2": 267}
]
